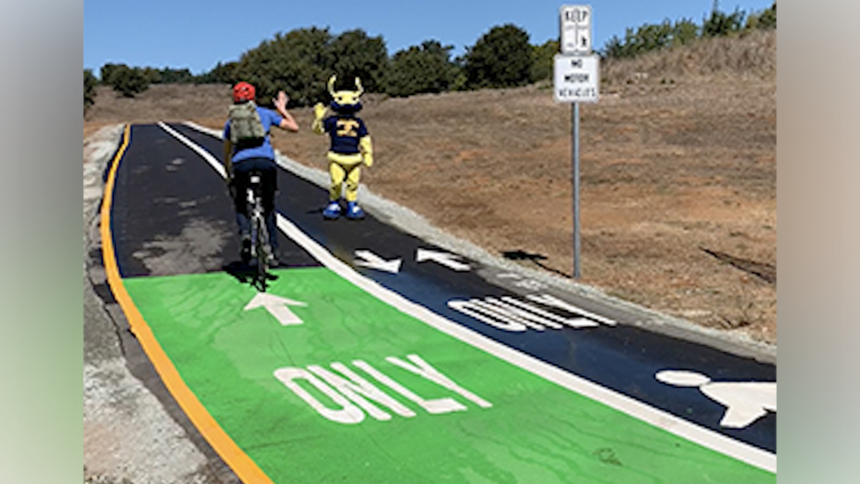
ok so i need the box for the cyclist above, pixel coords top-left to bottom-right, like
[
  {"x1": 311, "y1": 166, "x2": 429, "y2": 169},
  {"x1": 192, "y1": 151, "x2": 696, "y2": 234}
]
[{"x1": 223, "y1": 81, "x2": 299, "y2": 267}]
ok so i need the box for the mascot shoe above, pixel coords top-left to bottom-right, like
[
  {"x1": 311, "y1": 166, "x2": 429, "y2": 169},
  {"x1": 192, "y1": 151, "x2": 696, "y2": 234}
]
[
  {"x1": 323, "y1": 201, "x2": 342, "y2": 220},
  {"x1": 346, "y1": 201, "x2": 365, "y2": 220}
]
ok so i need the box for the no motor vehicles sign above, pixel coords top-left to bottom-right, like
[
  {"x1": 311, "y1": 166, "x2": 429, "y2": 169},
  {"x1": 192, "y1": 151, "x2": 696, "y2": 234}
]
[{"x1": 553, "y1": 54, "x2": 600, "y2": 103}]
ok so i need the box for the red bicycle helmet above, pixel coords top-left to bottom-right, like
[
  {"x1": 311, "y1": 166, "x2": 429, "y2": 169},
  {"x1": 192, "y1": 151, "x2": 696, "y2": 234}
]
[{"x1": 232, "y1": 81, "x2": 256, "y2": 102}]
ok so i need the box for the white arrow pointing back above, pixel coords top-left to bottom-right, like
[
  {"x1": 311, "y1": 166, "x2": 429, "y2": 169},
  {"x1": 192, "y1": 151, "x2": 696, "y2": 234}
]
[
  {"x1": 244, "y1": 293, "x2": 308, "y2": 326},
  {"x1": 355, "y1": 250, "x2": 402, "y2": 274},
  {"x1": 416, "y1": 249, "x2": 471, "y2": 271}
]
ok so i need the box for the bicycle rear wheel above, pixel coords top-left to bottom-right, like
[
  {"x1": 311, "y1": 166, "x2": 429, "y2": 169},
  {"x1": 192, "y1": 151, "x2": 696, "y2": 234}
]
[{"x1": 255, "y1": 214, "x2": 271, "y2": 289}]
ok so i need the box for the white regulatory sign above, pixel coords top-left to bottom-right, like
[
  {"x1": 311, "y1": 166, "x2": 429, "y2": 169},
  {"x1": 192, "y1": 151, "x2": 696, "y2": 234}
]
[
  {"x1": 553, "y1": 54, "x2": 600, "y2": 103},
  {"x1": 559, "y1": 5, "x2": 592, "y2": 55}
]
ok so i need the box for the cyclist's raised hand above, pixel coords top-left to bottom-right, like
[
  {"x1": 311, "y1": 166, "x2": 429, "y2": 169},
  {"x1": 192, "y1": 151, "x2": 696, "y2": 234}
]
[
  {"x1": 273, "y1": 91, "x2": 289, "y2": 110},
  {"x1": 273, "y1": 90, "x2": 299, "y2": 132}
]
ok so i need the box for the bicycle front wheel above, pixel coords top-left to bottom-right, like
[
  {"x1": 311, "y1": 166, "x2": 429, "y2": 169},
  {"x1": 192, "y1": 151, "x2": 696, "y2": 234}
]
[{"x1": 255, "y1": 215, "x2": 271, "y2": 282}]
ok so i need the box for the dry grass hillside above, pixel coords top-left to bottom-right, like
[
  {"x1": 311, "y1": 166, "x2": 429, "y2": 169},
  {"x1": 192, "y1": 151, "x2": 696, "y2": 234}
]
[{"x1": 84, "y1": 30, "x2": 776, "y2": 345}]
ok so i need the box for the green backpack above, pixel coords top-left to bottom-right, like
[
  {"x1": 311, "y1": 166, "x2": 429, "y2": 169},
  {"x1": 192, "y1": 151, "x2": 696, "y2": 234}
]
[{"x1": 228, "y1": 101, "x2": 266, "y2": 145}]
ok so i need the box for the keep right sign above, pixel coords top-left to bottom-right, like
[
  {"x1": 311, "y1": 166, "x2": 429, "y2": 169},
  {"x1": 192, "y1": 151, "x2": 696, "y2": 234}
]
[
  {"x1": 560, "y1": 5, "x2": 593, "y2": 54},
  {"x1": 553, "y1": 54, "x2": 600, "y2": 103}
]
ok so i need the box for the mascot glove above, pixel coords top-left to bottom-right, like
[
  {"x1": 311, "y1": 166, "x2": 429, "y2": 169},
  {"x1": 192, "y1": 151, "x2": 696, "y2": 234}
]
[
  {"x1": 363, "y1": 154, "x2": 374, "y2": 167},
  {"x1": 313, "y1": 103, "x2": 327, "y2": 120}
]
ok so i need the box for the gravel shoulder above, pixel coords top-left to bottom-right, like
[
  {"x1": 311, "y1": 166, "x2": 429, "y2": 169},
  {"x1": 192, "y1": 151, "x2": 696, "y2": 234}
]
[{"x1": 83, "y1": 125, "x2": 240, "y2": 484}]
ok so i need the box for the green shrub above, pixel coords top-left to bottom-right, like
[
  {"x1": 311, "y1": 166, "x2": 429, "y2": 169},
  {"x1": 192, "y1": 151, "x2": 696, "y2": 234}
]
[
  {"x1": 671, "y1": 18, "x2": 699, "y2": 46},
  {"x1": 463, "y1": 24, "x2": 533, "y2": 89},
  {"x1": 103, "y1": 64, "x2": 150, "y2": 97},
  {"x1": 328, "y1": 29, "x2": 389, "y2": 94},
  {"x1": 757, "y1": 2, "x2": 777, "y2": 30},
  {"x1": 99, "y1": 63, "x2": 121, "y2": 85},
  {"x1": 385, "y1": 40, "x2": 459, "y2": 97},
  {"x1": 233, "y1": 27, "x2": 333, "y2": 106},
  {"x1": 232, "y1": 27, "x2": 388, "y2": 107},
  {"x1": 84, "y1": 69, "x2": 97, "y2": 113},
  {"x1": 702, "y1": 4, "x2": 746, "y2": 37},
  {"x1": 197, "y1": 61, "x2": 239, "y2": 85},
  {"x1": 530, "y1": 39, "x2": 559, "y2": 82},
  {"x1": 154, "y1": 67, "x2": 194, "y2": 84}
]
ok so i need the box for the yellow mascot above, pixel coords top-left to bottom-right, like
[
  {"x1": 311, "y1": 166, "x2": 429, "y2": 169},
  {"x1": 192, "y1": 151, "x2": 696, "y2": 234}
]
[{"x1": 312, "y1": 75, "x2": 374, "y2": 220}]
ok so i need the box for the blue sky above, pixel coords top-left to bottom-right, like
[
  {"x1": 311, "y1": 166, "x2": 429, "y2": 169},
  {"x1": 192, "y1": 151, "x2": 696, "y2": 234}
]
[{"x1": 84, "y1": 0, "x2": 774, "y2": 76}]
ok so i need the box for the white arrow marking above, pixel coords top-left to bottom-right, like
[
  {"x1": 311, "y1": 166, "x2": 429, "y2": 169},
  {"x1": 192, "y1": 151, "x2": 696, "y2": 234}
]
[
  {"x1": 416, "y1": 249, "x2": 471, "y2": 271},
  {"x1": 244, "y1": 293, "x2": 308, "y2": 326},
  {"x1": 355, "y1": 250, "x2": 402, "y2": 274}
]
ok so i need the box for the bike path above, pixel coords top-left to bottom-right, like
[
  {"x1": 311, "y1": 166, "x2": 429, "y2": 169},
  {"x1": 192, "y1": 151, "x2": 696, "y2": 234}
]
[
  {"x1": 102, "y1": 124, "x2": 776, "y2": 483},
  {"x1": 171, "y1": 122, "x2": 777, "y2": 453}
]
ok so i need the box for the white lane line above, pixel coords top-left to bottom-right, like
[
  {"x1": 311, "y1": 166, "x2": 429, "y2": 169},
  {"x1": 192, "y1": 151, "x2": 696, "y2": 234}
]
[
  {"x1": 158, "y1": 122, "x2": 227, "y2": 178},
  {"x1": 163, "y1": 121, "x2": 777, "y2": 473}
]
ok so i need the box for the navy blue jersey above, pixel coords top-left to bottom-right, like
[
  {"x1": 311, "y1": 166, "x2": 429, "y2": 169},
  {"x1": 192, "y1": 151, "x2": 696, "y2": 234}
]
[{"x1": 323, "y1": 115, "x2": 369, "y2": 154}]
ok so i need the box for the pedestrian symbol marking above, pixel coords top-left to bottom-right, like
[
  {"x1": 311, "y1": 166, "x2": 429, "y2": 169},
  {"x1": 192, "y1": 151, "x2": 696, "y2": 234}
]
[
  {"x1": 244, "y1": 292, "x2": 308, "y2": 326},
  {"x1": 656, "y1": 370, "x2": 777, "y2": 428}
]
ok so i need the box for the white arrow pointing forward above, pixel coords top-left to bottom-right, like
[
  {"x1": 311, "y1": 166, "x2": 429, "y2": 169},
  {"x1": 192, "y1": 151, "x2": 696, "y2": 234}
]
[
  {"x1": 244, "y1": 293, "x2": 308, "y2": 326},
  {"x1": 416, "y1": 249, "x2": 471, "y2": 271},
  {"x1": 355, "y1": 250, "x2": 402, "y2": 274}
]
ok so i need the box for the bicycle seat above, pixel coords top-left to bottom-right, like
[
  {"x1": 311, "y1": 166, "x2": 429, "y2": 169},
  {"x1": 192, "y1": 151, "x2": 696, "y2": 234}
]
[
  {"x1": 244, "y1": 170, "x2": 265, "y2": 206},
  {"x1": 248, "y1": 170, "x2": 264, "y2": 185}
]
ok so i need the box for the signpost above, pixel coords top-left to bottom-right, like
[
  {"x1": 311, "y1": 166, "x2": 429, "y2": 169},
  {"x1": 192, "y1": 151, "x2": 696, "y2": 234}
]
[{"x1": 555, "y1": 4, "x2": 599, "y2": 280}]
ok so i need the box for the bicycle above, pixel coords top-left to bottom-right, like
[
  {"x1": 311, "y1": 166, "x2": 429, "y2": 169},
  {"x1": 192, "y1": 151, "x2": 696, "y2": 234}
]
[{"x1": 245, "y1": 170, "x2": 273, "y2": 291}]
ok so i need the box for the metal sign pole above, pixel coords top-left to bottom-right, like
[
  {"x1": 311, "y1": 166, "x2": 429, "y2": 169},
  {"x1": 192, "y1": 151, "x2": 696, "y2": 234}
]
[
  {"x1": 572, "y1": 102, "x2": 581, "y2": 279},
  {"x1": 558, "y1": 4, "x2": 595, "y2": 280}
]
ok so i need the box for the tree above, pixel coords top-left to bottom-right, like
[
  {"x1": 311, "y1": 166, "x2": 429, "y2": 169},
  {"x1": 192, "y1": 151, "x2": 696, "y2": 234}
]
[
  {"x1": 601, "y1": 17, "x2": 699, "y2": 59},
  {"x1": 702, "y1": 2, "x2": 746, "y2": 37},
  {"x1": 99, "y1": 63, "x2": 122, "y2": 85},
  {"x1": 761, "y1": 2, "x2": 777, "y2": 29},
  {"x1": 197, "y1": 61, "x2": 239, "y2": 84},
  {"x1": 671, "y1": 18, "x2": 699, "y2": 46},
  {"x1": 84, "y1": 69, "x2": 97, "y2": 114},
  {"x1": 142, "y1": 67, "x2": 162, "y2": 84},
  {"x1": 385, "y1": 40, "x2": 459, "y2": 97},
  {"x1": 104, "y1": 64, "x2": 150, "y2": 97},
  {"x1": 602, "y1": 34, "x2": 626, "y2": 58},
  {"x1": 232, "y1": 27, "x2": 390, "y2": 106},
  {"x1": 463, "y1": 24, "x2": 533, "y2": 89},
  {"x1": 233, "y1": 27, "x2": 334, "y2": 106},
  {"x1": 530, "y1": 39, "x2": 559, "y2": 82},
  {"x1": 155, "y1": 67, "x2": 194, "y2": 84},
  {"x1": 328, "y1": 29, "x2": 389, "y2": 94},
  {"x1": 749, "y1": 2, "x2": 776, "y2": 30}
]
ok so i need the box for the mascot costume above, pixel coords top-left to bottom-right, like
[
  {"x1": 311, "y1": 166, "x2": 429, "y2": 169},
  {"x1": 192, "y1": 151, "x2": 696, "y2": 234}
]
[{"x1": 312, "y1": 75, "x2": 374, "y2": 220}]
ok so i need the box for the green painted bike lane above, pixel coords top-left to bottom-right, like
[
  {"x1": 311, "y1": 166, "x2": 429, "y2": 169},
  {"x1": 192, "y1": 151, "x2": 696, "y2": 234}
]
[{"x1": 124, "y1": 266, "x2": 774, "y2": 484}]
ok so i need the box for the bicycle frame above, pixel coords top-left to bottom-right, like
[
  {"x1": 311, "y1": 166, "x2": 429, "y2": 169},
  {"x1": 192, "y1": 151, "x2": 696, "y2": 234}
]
[{"x1": 246, "y1": 171, "x2": 271, "y2": 291}]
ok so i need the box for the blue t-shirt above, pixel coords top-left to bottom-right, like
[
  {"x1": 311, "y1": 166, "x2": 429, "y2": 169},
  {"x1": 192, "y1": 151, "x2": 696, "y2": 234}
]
[
  {"x1": 323, "y1": 115, "x2": 369, "y2": 155},
  {"x1": 223, "y1": 106, "x2": 283, "y2": 163}
]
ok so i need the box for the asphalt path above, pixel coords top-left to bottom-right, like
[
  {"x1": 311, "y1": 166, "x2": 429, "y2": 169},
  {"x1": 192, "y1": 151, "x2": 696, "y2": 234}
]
[{"x1": 95, "y1": 122, "x2": 777, "y2": 482}]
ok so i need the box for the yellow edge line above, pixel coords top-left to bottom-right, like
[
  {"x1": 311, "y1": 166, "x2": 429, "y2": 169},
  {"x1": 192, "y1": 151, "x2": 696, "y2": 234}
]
[{"x1": 99, "y1": 125, "x2": 274, "y2": 484}]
